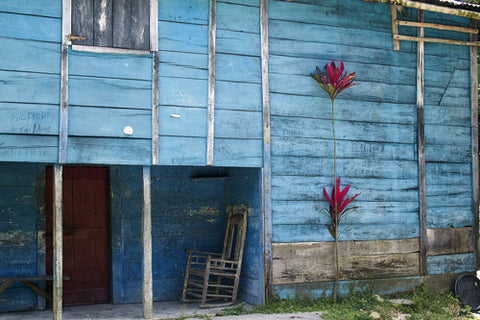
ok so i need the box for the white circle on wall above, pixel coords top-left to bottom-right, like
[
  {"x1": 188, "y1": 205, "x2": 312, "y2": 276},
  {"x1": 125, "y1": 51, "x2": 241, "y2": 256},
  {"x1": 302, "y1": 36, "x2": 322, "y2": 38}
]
[{"x1": 123, "y1": 126, "x2": 134, "y2": 135}]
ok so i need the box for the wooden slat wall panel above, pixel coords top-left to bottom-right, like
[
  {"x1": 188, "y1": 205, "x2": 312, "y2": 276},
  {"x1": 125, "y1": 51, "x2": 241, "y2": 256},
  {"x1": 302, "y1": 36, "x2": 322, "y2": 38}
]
[
  {"x1": 272, "y1": 239, "x2": 420, "y2": 284},
  {"x1": 131, "y1": 0, "x2": 150, "y2": 50},
  {"x1": 0, "y1": 164, "x2": 41, "y2": 312},
  {"x1": 112, "y1": 0, "x2": 131, "y2": 48},
  {"x1": 71, "y1": 0, "x2": 94, "y2": 45},
  {"x1": 93, "y1": 0, "x2": 113, "y2": 47},
  {"x1": 426, "y1": 227, "x2": 473, "y2": 256}
]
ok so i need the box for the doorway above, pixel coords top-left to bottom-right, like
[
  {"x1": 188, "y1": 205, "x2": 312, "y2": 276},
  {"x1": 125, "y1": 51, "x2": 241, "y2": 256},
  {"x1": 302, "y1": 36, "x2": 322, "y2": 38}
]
[{"x1": 45, "y1": 166, "x2": 110, "y2": 305}]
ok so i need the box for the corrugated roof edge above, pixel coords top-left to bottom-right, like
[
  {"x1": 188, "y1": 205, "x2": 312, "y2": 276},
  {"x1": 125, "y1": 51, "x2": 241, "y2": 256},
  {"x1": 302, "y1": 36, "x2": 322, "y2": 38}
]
[{"x1": 419, "y1": 0, "x2": 480, "y2": 13}]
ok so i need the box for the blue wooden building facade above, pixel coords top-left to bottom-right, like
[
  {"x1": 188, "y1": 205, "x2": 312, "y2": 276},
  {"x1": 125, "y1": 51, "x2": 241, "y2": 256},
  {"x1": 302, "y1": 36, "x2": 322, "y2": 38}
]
[{"x1": 0, "y1": 0, "x2": 479, "y2": 317}]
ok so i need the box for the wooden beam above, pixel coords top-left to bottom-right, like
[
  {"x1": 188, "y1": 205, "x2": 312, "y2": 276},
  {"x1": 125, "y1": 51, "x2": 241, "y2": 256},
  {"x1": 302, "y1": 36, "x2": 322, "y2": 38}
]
[
  {"x1": 207, "y1": 0, "x2": 216, "y2": 166},
  {"x1": 149, "y1": 0, "x2": 158, "y2": 52},
  {"x1": 363, "y1": 0, "x2": 480, "y2": 20},
  {"x1": 71, "y1": 45, "x2": 150, "y2": 55},
  {"x1": 394, "y1": 34, "x2": 480, "y2": 46},
  {"x1": 151, "y1": 52, "x2": 159, "y2": 165},
  {"x1": 391, "y1": 5, "x2": 400, "y2": 51},
  {"x1": 142, "y1": 166, "x2": 153, "y2": 319},
  {"x1": 260, "y1": 0, "x2": 273, "y2": 303},
  {"x1": 272, "y1": 239, "x2": 420, "y2": 284},
  {"x1": 426, "y1": 227, "x2": 474, "y2": 256},
  {"x1": 416, "y1": 9, "x2": 427, "y2": 278},
  {"x1": 471, "y1": 19, "x2": 479, "y2": 270},
  {"x1": 59, "y1": 0, "x2": 71, "y2": 164},
  {"x1": 53, "y1": 164, "x2": 63, "y2": 320},
  {"x1": 397, "y1": 20, "x2": 479, "y2": 34}
]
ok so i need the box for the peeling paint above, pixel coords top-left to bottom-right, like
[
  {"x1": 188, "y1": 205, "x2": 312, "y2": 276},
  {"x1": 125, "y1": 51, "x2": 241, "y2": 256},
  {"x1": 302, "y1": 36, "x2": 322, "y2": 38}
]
[{"x1": 0, "y1": 231, "x2": 34, "y2": 245}]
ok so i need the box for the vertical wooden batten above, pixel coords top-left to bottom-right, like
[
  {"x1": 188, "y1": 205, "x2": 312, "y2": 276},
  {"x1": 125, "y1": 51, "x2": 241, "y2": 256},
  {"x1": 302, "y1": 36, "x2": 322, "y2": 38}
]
[
  {"x1": 416, "y1": 9, "x2": 427, "y2": 277},
  {"x1": 151, "y1": 52, "x2": 159, "y2": 165},
  {"x1": 142, "y1": 166, "x2": 153, "y2": 319},
  {"x1": 150, "y1": 0, "x2": 159, "y2": 165},
  {"x1": 260, "y1": 0, "x2": 273, "y2": 302},
  {"x1": 391, "y1": 5, "x2": 400, "y2": 51},
  {"x1": 53, "y1": 165, "x2": 63, "y2": 320},
  {"x1": 59, "y1": 0, "x2": 71, "y2": 164},
  {"x1": 207, "y1": 0, "x2": 216, "y2": 166},
  {"x1": 470, "y1": 19, "x2": 479, "y2": 269}
]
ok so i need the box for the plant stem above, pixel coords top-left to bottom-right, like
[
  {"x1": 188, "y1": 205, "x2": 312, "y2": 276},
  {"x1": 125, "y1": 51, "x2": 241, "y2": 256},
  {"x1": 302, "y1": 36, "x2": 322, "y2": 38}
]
[{"x1": 331, "y1": 98, "x2": 339, "y2": 303}]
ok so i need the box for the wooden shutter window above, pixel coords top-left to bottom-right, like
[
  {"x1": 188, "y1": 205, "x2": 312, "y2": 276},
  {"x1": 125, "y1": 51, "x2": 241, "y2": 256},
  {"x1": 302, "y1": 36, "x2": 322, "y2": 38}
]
[{"x1": 72, "y1": 0, "x2": 150, "y2": 50}]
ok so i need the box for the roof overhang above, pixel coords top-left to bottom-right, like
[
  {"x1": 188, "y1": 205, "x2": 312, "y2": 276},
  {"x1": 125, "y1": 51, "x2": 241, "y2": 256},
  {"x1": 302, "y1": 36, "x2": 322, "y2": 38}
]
[{"x1": 363, "y1": 0, "x2": 480, "y2": 20}]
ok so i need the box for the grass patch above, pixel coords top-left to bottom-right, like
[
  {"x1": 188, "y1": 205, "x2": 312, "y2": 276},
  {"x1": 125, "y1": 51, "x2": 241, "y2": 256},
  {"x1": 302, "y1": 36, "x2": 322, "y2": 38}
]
[{"x1": 217, "y1": 285, "x2": 474, "y2": 319}]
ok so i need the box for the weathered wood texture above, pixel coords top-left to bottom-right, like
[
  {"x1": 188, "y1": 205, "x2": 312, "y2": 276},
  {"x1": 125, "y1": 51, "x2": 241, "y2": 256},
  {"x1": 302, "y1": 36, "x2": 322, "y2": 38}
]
[
  {"x1": 110, "y1": 166, "x2": 263, "y2": 305},
  {"x1": 272, "y1": 239, "x2": 419, "y2": 285},
  {"x1": 426, "y1": 227, "x2": 473, "y2": 256},
  {"x1": 157, "y1": 0, "x2": 262, "y2": 167},
  {"x1": 141, "y1": 166, "x2": 152, "y2": 319},
  {"x1": 0, "y1": 164, "x2": 42, "y2": 312},
  {"x1": 52, "y1": 164, "x2": 63, "y2": 320},
  {"x1": 274, "y1": 277, "x2": 422, "y2": 300},
  {"x1": 72, "y1": 0, "x2": 150, "y2": 50}
]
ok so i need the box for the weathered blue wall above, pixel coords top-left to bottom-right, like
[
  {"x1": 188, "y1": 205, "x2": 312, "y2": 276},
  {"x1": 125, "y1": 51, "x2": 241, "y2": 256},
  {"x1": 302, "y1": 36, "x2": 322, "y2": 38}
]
[
  {"x1": 0, "y1": 0, "x2": 263, "y2": 167},
  {"x1": 111, "y1": 165, "x2": 263, "y2": 305},
  {"x1": 268, "y1": 0, "x2": 475, "y2": 297},
  {"x1": 0, "y1": 2, "x2": 61, "y2": 163},
  {"x1": 0, "y1": 163, "x2": 44, "y2": 312}
]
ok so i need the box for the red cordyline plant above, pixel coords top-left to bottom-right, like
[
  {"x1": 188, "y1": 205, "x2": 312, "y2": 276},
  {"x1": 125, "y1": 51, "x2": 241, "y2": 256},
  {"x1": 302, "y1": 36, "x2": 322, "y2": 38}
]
[{"x1": 311, "y1": 60, "x2": 359, "y2": 302}]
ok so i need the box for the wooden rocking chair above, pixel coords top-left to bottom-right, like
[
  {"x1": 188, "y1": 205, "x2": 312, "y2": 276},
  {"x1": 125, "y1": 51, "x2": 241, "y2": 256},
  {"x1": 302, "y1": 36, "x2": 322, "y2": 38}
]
[{"x1": 181, "y1": 204, "x2": 248, "y2": 308}]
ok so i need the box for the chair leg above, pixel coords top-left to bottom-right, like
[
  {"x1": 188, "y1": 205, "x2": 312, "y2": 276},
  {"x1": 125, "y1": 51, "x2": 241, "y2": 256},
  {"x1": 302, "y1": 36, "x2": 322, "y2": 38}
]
[
  {"x1": 181, "y1": 253, "x2": 193, "y2": 302},
  {"x1": 201, "y1": 257, "x2": 212, "y2": 307}
]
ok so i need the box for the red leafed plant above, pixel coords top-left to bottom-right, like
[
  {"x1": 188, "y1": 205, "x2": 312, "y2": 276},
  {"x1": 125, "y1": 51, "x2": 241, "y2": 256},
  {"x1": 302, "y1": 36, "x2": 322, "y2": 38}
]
[
  {"x1": 323, "y1": 177, "x2": 360, "y2": 240},
  {"x1": 311, "y1": 60, "x2": 359, "y2": 302}
]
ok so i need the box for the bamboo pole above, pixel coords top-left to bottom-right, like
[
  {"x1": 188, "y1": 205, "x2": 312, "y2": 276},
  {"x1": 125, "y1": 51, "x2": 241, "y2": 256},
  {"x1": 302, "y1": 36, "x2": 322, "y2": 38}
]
[
  {"x1": 53, "y1": 165, "x2": 63, "y2": 320},
  {"x1": 142, "y1": 166, "x2": 153, "y2": 319}
]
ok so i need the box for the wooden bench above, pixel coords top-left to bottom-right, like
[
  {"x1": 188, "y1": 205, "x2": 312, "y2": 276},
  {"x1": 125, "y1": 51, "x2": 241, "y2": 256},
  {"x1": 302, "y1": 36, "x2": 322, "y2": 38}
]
[{"x1": 0, "y1": 275, "x2": 69, "y2": 302}]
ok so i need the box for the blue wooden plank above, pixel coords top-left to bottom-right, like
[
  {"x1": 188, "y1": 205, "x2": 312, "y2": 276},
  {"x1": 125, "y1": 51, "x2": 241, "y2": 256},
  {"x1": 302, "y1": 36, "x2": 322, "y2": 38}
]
[
  {"x1": 216, "y1": 54, "x2": 261, "y2": 84},
  {"x1": 425, "y1": 124, "x2": 471, "y2": 146},
  {"x1": 215, "y1": 110, "x2": 262, "y2": 139},
  {"x1": 273, "y1": 277, "x2": 422, "y2": 300},
  {"x1": 272, "y1": 138, "x2": 416, "y2": 161},
  {"x1": 158, "y1": 136, "x2": 206, "y2": 165},
  {"x1": 272, "y1": 200, "x2": 419, "y2": 225},
  {"x1": 158, "y1": 21, "x2": 208, "y2": 54},
  {"x1": 0, "y1": 103, "x2": 58, "y2": 135},
  {"x1": 0, "y1": 135, "x2": 58, "y2": 163},
  {"x1": 159, "y1": 51, "x2": 208, "y2": 80},
  {"x1": 427, "y1": 253, "x2": 475, "y2": 275},
  {"x1": 426, "y1": 143, "x2": 471, "y2": 163},
  {"x1": 269, "y1": 73, "x2": 417, "y2": 105},
  {"x1": 218, "y1": 0, "x2": 259, "y2": 7},
  {"x1": 272, "y1": 157, "x2": 418, "y2": 179},
  {"x1": 69, "y1": 51, "x2": 152, "y2": 81},
  {"x1": 0, "y1": 288, "x2": 37, "y2": 312},
  {"x1": 159, "y1": 77, "x2": 207, "y2": 108},
  {"x1": 272, "y1": 223, "x2": 419, "y2": 242},
  {"x1": 158, "y1": 0, "x2": 209, "y2": 25},
  {"x1": 426, "y1": 163, "x2": 471, "y2": 185},
  {"x1": 272, "y1": 176, "x2": 418, "y2": 202},
  {"x1": 269, "y1": 38, "x2": 464, "y2": 73},
  {"x1": 271, "y1": 116, "x2": 415, "y2": 144},
  {"x1": 216, "y1": 29, "x2": 261, "y2": 57},
  {"x1": 67, "y1": 137, "x2": 151, "y2": 165},
  {"x1": 69, "y1": 76, "x2": 151, "y2": 109},
  {"x1": 216, "y1": 81, "x2": 262, "y2": 112},
  {"x1": 0, "y1": 164, "x2": 36, "y2": 185},
  {"x1": 217, "y1": 1, "x2": 259, "y2": 34},
  {"x1": 213, "y1": 138, "x2": 263, "y2": 167},
  {"x1": 427, "y1": 207, "x2": 473, "y2": 229},
  {"x1": 70, "y1": 107, "x2": 151, "y2": 139},
  {"x1": 424, "y1": 105, "x2": 470, "y2": 127},
  {"x1": 0, "y1": 12, "x2": 60, "y2": 42},
  {"x1": 0, "y1": 0, "x2": 61, "y2": 17},
  {"x1": 0, "y1": 71, "x2": 60, "y2": 105},
  {"x1": 426, "y1": 185, "x2": 473, "y2": 208},
  {"x1": 0, "y1": 38, "x2": 61, "y2": 74},
  {"x1": 159, "y1": 106, "x2": 206, "y2": 137}
]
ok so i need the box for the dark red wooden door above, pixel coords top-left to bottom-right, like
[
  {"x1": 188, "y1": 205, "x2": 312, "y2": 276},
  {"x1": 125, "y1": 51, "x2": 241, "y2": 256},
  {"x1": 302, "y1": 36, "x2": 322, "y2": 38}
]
[{"x1": 46, "y1": 167, "x2": 110, "y2": 305}]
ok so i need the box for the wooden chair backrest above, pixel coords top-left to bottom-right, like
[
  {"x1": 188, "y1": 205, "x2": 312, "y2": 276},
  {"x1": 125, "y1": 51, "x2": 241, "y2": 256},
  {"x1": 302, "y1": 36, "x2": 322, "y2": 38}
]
[{"x1": 221, "y1": 205, "x2": 248, "y2": 262}]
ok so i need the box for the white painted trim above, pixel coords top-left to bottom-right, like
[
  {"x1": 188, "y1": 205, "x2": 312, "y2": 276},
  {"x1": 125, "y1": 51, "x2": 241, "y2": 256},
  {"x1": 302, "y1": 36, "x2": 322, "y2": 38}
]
[
  {"x1": 150, "y1": 0, "x2": 158, "y2": 52},
  {"x1": 72, "y1": 45, "x2": 151, "y2": 56}
]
